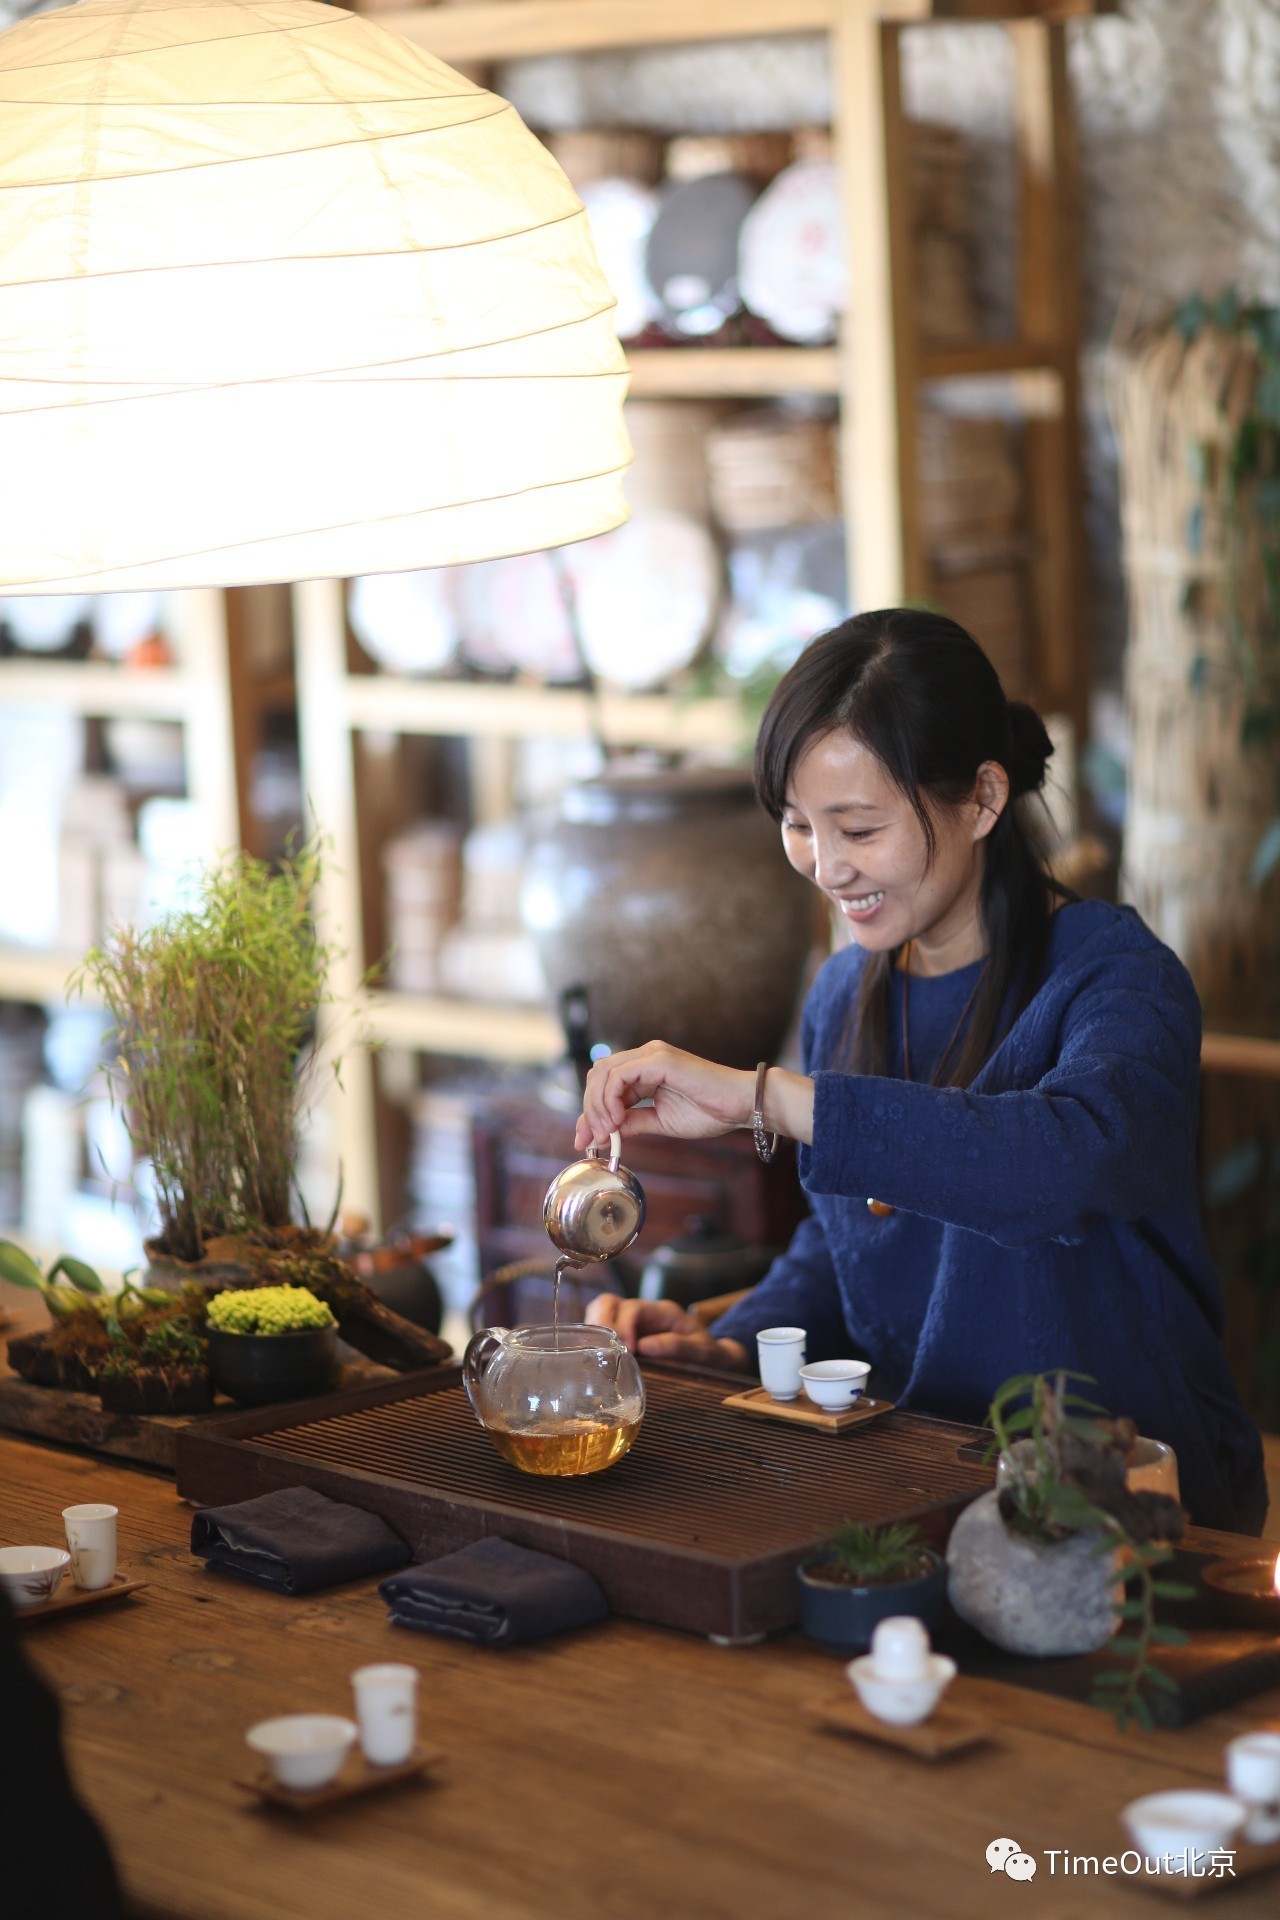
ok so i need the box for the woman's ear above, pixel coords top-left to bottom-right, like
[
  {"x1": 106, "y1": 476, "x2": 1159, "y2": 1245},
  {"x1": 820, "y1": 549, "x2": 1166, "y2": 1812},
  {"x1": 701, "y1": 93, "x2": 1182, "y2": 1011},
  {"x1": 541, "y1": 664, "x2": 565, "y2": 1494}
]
[{"x1": 971, "y1": 760, "x2": 1011, "y2": 842}]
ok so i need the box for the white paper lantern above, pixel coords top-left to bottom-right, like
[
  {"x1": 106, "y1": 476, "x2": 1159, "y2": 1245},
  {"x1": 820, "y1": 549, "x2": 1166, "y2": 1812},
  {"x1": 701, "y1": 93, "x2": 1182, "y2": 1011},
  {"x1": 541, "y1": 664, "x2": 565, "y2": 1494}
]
[{"x1": 0, "y1": 0, "x2": 631, "y2": 592}]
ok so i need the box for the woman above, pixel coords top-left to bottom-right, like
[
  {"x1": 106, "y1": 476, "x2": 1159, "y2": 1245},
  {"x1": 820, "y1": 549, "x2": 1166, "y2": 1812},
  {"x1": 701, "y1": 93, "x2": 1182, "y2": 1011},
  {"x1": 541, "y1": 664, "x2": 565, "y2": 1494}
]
[{"x1": 582, "y1": 609, "x2": 1268, "y2": 1534}]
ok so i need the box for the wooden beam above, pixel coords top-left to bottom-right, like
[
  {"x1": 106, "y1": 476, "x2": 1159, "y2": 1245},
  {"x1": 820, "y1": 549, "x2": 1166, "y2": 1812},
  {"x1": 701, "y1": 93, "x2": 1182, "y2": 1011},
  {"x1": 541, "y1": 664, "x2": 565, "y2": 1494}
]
[
  {"x1": 626, "y1": 347, "x2": 841, "y2": 399},
  {"x1": 368, "y1": 0, "x2": 836, "y2": 64}
]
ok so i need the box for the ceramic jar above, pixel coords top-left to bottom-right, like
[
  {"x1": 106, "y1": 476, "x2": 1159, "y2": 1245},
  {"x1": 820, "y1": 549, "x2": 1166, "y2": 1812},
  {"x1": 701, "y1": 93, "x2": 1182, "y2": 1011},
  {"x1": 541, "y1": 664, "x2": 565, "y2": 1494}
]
[{"x1": 521, "y1": 764, "x2": 815, "y2": 1070}]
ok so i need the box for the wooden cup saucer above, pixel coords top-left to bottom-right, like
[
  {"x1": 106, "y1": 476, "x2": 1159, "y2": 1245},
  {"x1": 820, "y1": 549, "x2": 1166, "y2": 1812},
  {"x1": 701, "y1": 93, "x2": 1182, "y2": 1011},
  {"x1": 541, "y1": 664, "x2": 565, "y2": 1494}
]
[
  {"x1": 237, "y1": 1742, "x2": 445, "y2": 1815},
  {"x1": 722, "y1": 1387, "x2": 895, "y2": 1434},
  {"x1": 816, "y1": 1688, "x2": 993, "y2": 1759},
  {"x1": 13, "y1": 1571, "x2": 146, "y2": 1627}
]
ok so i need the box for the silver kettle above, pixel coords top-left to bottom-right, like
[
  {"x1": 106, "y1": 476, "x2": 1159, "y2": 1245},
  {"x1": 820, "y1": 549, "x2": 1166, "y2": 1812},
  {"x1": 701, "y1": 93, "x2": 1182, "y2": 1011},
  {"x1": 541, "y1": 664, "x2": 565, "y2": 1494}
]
[{"x1": 542, "y1": 1130, "x2": 646, "y2": 1265}]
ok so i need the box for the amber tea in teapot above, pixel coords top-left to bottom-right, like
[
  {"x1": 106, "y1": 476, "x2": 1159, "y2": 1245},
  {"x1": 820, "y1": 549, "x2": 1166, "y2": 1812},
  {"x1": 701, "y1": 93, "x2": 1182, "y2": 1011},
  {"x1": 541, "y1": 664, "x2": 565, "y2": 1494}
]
[{"x1": 463, "y1": 1323, "x2": 645, "y2": 1477}]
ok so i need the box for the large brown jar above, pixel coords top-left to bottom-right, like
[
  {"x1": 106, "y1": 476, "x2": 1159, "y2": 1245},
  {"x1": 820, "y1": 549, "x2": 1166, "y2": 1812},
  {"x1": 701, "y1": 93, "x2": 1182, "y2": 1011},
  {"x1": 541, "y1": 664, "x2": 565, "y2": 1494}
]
[{"x1": 521, "y1": 764, "x2": 816, "y2": 1069}]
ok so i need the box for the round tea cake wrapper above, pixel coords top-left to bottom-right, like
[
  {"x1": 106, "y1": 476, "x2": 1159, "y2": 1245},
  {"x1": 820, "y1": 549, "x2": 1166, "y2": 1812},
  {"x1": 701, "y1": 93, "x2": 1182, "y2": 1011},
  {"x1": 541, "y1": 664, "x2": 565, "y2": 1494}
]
[
  {"x1": 645, "y1": 172, "x2": 758, "y2": 337},
  {"x1": 580, "y1": 178, "x2": 662, "y2": 343},
  {"x1": 458, "y1": 550, "x2": 583, "y2": 683},
  {"x1": 739, "y1": 160, "x2": 848, "y2": 345},
  {"x1": 348, "y1": 570, "x2": 459, "y2": 675},
  {"x1": 569, "y1": 510, "x2": 720, "y2": 690}
]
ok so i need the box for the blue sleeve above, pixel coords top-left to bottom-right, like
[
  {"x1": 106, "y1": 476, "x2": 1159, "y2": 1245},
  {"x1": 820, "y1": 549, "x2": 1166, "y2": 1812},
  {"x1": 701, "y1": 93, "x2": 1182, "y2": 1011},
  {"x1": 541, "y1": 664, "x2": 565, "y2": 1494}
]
[
  {"x1": 801, "y1": 949, "x2": 1201, "y2": 1251},
  {"x1": 708, "y1": 1213, "x2": 851, "y2": 1361}
]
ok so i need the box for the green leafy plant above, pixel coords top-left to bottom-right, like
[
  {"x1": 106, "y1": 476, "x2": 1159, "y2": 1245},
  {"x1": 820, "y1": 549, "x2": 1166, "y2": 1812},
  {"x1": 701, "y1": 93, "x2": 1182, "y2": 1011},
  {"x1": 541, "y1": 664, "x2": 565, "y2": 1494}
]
[
  {"x1": 206, "y1": 1284, "x2": 335, "y2": 1335},
  {"x1": 987, "y1": 1371, "x2": 1193, "y2": 1732},
  {"x1": 0, "y1": 1240, "x2": 104, "y2": 1319},
  {"x1": 72, "y1": 839, "x2": 345, "y2": 1263},
  {"x1": 815, "y1": 1519, "x2": 933, "y2": 1588}
]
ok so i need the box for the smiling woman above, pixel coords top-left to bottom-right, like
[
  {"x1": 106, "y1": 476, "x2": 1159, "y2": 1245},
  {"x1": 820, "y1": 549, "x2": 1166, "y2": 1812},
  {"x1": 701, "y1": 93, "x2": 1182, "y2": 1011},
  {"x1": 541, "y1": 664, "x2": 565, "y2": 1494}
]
[{"x1": 581, "y1": 608, "x2": 1269, "y2": 1536}]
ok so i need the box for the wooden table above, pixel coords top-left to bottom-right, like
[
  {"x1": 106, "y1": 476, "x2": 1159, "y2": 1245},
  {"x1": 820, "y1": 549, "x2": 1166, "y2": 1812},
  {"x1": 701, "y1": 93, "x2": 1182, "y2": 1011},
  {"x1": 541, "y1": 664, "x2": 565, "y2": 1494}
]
[{"x1": 4, "y1": 1433, "x2": 1280, "y2": 1920}]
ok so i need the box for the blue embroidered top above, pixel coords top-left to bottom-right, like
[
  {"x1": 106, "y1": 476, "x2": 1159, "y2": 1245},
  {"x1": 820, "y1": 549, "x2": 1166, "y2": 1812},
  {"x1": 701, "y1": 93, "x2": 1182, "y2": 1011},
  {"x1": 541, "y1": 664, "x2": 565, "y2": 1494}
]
[{"x1": 712, "y1": 900, "x2": 1268, "y2": 1533}]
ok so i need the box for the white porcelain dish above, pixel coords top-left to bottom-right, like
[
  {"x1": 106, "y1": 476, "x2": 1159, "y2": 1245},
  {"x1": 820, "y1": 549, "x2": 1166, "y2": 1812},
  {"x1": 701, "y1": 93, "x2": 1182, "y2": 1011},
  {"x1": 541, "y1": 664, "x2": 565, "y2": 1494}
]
[
  {"x1": 245, "y1": 1714, "x2": 358, "y2": 1791},
  {"x1": 846, "y1": 1651, "x2": 955, "y2": 1727},
  {"x1": 0, "y1": 1545, "x2": 71, "y2": 1608},
  {"x1": 799, "y1": 1359, "x2": 871, "y2": 1410},
  {"x1": 1120, "y1": 1791, "x2": 1246, "y2": 1871}
]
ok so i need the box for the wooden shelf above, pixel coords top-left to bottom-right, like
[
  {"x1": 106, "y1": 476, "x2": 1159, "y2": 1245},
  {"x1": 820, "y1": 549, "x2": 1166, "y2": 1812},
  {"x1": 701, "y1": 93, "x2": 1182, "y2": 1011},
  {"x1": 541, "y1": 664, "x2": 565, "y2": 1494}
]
[
  {"x1": 626, "y1": 347, "x2": 840, "y2": 397},
  {"x1": 0, "y1": 660, "x2": 189, "y2": 720},
  {"x1": 365, "y1": 991, "x2": 562, "y2": 1063},
  {"x1": 374, "y1": 1, "x2": 1114, "y2": 64},
  {"x1": 1201, "y1": 1031, "x2": 1280, "y2": 1082},
  {"x1": 343, "y1": 676, "x2": 745, "y2": 750},
  {"x1": 0, "y1": 948, "x2": 90, "y2": 1006}
]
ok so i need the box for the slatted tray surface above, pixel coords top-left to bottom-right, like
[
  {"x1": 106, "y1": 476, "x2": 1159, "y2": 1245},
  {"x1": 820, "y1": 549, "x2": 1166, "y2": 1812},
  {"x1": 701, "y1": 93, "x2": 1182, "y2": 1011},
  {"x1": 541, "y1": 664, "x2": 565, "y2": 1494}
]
[{"x1": 176, "y1": 1369, "x2": 991, "y2": 1640}]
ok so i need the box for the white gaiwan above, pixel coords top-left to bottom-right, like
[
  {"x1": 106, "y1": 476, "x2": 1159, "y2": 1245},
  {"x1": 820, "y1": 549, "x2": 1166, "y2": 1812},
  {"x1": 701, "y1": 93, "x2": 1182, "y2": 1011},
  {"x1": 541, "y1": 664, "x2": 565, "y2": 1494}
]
[
  {"x1": 1121, "y1": 1791, "x2": 1246, "y2": 1873},
  {"x1": 846, "y1": 1615, "x2": 956, "y2": 1726}
]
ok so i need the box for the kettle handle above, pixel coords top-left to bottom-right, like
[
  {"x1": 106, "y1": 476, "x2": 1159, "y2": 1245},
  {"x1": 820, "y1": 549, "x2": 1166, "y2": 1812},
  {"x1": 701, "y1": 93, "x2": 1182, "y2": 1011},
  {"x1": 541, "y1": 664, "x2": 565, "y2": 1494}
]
[
  {"x1": 463, "y1": 1327, "x2": 507, "y2": 1418},
  {"x1": 587, "y1": 1129, "x2": 623, "y2": 1174}
]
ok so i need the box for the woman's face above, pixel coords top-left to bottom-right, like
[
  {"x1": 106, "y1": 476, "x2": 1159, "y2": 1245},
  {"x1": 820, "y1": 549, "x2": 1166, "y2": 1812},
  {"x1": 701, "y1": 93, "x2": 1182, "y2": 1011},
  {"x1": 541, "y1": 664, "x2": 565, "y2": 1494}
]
[{"x1": 781, "y1": 729, "x2": 1006, "y2": 962}]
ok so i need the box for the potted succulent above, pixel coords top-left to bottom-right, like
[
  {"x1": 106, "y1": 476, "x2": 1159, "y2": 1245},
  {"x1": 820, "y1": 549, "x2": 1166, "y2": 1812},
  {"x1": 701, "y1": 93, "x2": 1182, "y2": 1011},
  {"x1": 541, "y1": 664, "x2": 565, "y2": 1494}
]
[
  {"x1": 946, "y1": 1370, "x2": 1191, "y2": 1729},
  {"x1": 70, "y1": 841, "x2": 449, "y2": 1375},
  {"x1": 204, "y1": 1284, "x2": 338, "y2": 1406},
  {"x1": 797, "y1": 1520, "x2": 947, "y2": 1656},
  {"x1": 0, "y1": 1242, "x2": 212, "y2": 1414}
]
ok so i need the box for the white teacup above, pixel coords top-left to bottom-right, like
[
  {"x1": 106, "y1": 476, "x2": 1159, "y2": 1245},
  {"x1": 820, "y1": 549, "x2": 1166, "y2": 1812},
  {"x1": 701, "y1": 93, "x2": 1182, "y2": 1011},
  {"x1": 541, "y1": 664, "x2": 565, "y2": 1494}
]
[
  {"x1": 62, "y1": 1503, "x2": 118, "y2": 1591},
  {"x1": 352, "y1": 1663, "x2": 419, "y2": 1767},
  {"x1": 756, "y1": 1327, "x2": 806, "y2": 1401}
]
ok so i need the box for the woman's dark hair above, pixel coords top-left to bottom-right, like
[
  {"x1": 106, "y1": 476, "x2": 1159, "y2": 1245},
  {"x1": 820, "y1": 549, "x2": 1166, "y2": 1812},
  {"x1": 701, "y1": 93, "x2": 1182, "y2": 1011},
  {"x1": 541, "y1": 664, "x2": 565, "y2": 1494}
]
[{"x1": 754, "y1": 608, "x2": 1061, "y2": 1088}]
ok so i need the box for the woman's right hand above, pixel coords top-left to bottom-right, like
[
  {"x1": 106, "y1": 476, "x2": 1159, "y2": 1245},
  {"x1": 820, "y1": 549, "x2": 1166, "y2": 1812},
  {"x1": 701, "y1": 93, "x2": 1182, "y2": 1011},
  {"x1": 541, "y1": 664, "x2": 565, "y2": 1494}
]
[{"x1": 585, "y1": 1292, "x2": 749, "y2": 1371}]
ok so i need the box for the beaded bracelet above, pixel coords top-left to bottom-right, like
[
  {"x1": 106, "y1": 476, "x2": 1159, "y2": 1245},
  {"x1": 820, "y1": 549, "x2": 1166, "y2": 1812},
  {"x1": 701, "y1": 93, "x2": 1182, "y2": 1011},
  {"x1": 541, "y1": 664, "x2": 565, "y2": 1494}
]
[{"x1": 752, "y1": 1060, "x2": 778, "y2": 1164}]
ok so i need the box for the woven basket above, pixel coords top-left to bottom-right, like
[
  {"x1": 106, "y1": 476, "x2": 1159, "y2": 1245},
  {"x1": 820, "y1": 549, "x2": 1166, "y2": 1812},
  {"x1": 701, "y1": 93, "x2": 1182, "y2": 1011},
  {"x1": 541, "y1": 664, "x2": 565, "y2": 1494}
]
[
  {"x1": 705, "y1": 408, "x2": 839, "y2": 533},
  {"x1": 625, "y1": 400, "x2": 731, "y2": 521},
  {"x1": 932, "y1": 563, "x2": 1032, "y2": 701},
  {"x1": 1109, "y1": 320, "x2": 1280, "y2": 1018},
  {"x1": 665, "y1": 132, "x2": 794, "y2": 185},
  {"x1": 918, "y1": 410, "x2": 1025, "y2": 553},
  {"x1": 546, "y1": 128, "x2": 667, "y2": 190}
]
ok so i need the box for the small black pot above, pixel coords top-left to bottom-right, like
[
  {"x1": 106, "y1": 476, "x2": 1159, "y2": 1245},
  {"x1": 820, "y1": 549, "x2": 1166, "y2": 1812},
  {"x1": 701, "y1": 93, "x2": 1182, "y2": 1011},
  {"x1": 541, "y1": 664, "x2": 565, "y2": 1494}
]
[
  {"x1": 206, "y1": 1325, "x2": 338, "y2": 1407},
  {"x1": 797, "y1": 1550, "x2": 948, "y2": 1656}
]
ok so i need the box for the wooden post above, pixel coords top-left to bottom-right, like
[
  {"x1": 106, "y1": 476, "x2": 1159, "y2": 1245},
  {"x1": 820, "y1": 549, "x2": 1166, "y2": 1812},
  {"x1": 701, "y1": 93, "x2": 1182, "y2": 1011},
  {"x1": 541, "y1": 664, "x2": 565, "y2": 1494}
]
[
  {"x1": 1011, "y1": 15, "x2": 1091, "y2": 732},
  {"x1": 833, "y1": 2, "x2": 927, "y2": 610},
  {"x1": 293, "y1": 578, "x2": 382, "y2": 1230},
  {"x1": 174, "y1": 589, "x2": 240, "y2": 857}
]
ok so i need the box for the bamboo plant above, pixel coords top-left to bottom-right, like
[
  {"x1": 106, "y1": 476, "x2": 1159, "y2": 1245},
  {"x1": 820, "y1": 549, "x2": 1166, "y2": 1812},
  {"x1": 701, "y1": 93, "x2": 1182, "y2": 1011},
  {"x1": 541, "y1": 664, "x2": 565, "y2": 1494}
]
[{"x1": 72, "y1": 840, "x2": 340, "y2": 1264}]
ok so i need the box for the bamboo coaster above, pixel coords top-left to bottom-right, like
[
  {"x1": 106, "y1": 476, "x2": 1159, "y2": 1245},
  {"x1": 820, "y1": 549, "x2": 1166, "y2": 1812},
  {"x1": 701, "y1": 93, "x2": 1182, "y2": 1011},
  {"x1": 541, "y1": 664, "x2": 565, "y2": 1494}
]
[
  {"x1": 816, "y1": 1690, "x2": 993, "y2": 1759},
  {"x1": 721, "y1": 1387, "x2": 895, "y2": 1434},
  {"x1": 238, "y1": 1742, "x2": 445, "y2": 1815},
  {"x1": 1126, "y1": 1833, "x2": 1280, "y2": 1901},
  {"x1": 13, "y1": 1572, "x2": 146, "y2": 1627}
]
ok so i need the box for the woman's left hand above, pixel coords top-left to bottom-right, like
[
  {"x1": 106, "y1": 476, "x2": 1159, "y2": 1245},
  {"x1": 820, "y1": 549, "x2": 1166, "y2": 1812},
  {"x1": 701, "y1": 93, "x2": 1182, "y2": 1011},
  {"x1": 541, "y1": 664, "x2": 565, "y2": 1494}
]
[{"x1": 574, "y1": 1041, "x2": 752, "y2": 1151}]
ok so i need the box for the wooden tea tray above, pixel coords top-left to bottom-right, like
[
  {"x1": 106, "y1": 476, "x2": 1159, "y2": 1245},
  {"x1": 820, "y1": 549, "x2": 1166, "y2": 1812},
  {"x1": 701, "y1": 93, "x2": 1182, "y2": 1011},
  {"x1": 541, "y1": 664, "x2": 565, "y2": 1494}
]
[
  {"x1": 13, "y1": 1571, "x2": 146, "y2": 1627},
  {"x1": 816, "y1": 1688, "x2": 993, "y2": 1759},
  {"x1": 722, "y1": 1387, "x2": 895, "y2": 1434},
  {"x1": 237, "y1": 1742, "x2": 444, "y2": 1814}
]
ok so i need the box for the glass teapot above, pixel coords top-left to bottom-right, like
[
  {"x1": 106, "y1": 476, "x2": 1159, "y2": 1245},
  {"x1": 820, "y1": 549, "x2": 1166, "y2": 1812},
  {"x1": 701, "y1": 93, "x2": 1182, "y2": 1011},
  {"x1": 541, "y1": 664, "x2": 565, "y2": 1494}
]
[{"x1": 463, "y1": 1324, "x2": 645, "y2": 1477}]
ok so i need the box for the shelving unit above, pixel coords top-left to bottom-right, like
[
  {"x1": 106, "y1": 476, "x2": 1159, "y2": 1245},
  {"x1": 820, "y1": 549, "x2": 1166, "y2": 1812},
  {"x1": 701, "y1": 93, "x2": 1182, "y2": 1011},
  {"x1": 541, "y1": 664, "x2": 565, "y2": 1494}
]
[
  {"x1": 0, "y1": 588, "x2": 285, "y2": 1009},
  {"x1": 299, "y1": 0, "x2": 1113, "y2": 1225}
]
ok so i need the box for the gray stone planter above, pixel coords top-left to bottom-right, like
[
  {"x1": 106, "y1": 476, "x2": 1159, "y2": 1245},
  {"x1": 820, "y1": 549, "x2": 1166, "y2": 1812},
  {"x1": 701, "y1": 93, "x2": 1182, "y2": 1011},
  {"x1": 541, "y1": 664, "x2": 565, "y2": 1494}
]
[{"x1": 945, "y1": 1489, "x2": 1120, "y2": 1657}]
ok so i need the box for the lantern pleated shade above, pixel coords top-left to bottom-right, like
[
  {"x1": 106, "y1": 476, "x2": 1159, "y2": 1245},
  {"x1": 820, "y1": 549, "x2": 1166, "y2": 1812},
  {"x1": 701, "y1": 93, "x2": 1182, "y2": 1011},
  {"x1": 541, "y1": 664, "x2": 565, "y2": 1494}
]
[{"x1": 0, "y1": 0, "x2": 631, "y2": 591}]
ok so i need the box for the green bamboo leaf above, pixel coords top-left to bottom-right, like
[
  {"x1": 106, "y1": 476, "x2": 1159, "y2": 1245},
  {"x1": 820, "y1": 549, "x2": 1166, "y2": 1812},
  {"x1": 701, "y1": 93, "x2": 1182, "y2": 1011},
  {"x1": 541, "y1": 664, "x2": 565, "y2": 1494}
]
[
  {"x1": 1150, "y1": 1580, "x2": 1197, "y2": 1601},
  {"x1": 1089, "y1": 1671, "x2": 1131, "y2": 1689},
  {"x1": 1148, "y1": 1624, "x2": 1189, "y2": 1647},
  {"x1": 1107, "y1": 1636, "x2": 1144, "y2": 1656},
  {"x1": 47, "y1": 1255, "x2": 104, "y2": 1295},
  {"x1": 1141, "y1": 1666, "x2": 1181, "y2": 1693},
  {"x1": 0, "y1": 1240, "x2": 46, "y2": 1290},
  {"x1": 1130, "y1": 1695, "x2": 1154, "y2": 1733},
  {"x1": 1117, "y1": 1600, "x2": 1148, "y2": 1619}
]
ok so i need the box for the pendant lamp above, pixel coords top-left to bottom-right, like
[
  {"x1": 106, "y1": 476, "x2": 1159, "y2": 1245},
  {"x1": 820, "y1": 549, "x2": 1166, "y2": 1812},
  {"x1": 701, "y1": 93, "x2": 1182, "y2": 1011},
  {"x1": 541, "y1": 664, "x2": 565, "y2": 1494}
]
[{"x1": 0, "y1": 0, "x2": 631, "y2": 591}]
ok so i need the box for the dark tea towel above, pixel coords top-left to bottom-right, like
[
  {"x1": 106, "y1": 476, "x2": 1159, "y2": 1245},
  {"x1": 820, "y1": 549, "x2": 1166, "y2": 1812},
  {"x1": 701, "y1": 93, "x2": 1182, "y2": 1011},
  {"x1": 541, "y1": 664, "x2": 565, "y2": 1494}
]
[
  {"x1": 379, "y1": 1537, "x2": 608, "y2": 1648},
  {"x1": 191, "y1": 1486, "x2": 410, "y2": 1594}
]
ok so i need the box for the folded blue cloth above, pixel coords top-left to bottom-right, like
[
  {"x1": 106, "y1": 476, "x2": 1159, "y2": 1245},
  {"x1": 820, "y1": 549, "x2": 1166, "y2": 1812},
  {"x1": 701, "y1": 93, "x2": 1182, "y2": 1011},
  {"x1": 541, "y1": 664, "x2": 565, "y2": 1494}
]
[
  {"x1": 191, "y1": 1486, "x2": 410, "y2": 1594},
  {"x1": 379, "y1": 1538, "x2": 608, "y2": 1648}
]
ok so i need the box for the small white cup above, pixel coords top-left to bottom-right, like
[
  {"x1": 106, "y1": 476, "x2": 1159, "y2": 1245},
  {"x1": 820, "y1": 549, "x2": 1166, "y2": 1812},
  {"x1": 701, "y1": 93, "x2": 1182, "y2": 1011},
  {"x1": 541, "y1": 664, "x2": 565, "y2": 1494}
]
[
  {"x1": 246, "y1": 1715, "x2": 357, "y2": 1792},
  {"x1": 351, "y1": 1663, "x2": 419, "y2": 1767},
  {"x1": 756, "y1": 1327, "x2": 806, "y2": 1401},
  {"x1": 1226, "y1": 1731, "x2": 1280, "y2": 1806},
  {"x1": 62, "y1": 1503, "x2": 118, "y2": 1591},
  {"x1": 868, "y1": 1616, "x2": 931, "y2": 1682}
]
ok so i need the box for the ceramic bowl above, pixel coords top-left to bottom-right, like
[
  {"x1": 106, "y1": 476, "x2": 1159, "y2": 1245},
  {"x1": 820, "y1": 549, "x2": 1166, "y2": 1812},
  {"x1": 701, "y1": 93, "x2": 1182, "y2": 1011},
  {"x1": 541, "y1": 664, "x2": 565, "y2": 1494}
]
[
  {"x1": 1120, "y1": 1791, "x2": 1246, "y2": 1871},
  {"x1": 206, "y1": 1324, "x2": 338, "y2": 1407},
  {"x1": 846, "y1": 1651, "x2": 956, "y2": 1726},
  {"x1": 245, "y1": 1715, "x2": 358, "y2": 1791},
  {"x1": 0, "y1": 1545, "x2": 71, "y2": 1608},
  {"x1": 799, "y1": 1360, "x2": 870, "y2": 1409}
]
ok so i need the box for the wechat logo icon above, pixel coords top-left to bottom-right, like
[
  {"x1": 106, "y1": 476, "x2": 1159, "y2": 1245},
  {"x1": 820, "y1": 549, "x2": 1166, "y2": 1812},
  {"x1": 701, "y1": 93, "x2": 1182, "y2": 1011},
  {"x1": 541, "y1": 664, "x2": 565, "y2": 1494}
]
[{"x1": 987, "y1": 1838, "x2": 1037, "y2": 1881}]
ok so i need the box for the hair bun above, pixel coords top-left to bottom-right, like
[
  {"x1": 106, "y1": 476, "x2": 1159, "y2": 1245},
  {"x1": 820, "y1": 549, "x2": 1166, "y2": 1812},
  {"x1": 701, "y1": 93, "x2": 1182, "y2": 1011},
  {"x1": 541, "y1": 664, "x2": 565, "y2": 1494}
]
[{"x1": 1006, "y1": 701, "x2": 1053, "y2": 797}]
